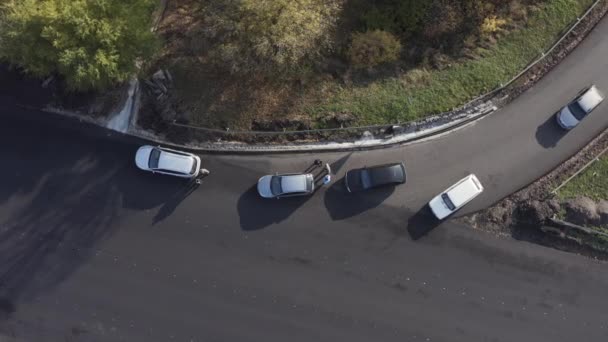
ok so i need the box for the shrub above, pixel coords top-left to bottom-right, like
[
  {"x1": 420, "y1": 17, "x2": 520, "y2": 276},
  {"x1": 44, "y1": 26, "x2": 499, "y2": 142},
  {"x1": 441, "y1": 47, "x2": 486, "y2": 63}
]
[
  {"x1": 348, "y1": 30, "x2": 401, "y2": 68},
  {"x1": 481, "y1": 16, "x2": 508, "y2": 34},
  {"x1": 211, "y1": 0, "x2": 341, "y2": 73},
  {"x1": 0, "y1": 0, "x2": 158, "y2": 91}
]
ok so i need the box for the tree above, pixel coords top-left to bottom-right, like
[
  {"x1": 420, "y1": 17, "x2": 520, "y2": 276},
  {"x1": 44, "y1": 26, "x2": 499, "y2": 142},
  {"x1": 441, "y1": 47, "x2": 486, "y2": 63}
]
[
  {"x1": 0, "y1": 0, "x2": 158, "y2": 91},
  {"x1": 210, "y1": 0, "x2": 342, "y2": 73}
]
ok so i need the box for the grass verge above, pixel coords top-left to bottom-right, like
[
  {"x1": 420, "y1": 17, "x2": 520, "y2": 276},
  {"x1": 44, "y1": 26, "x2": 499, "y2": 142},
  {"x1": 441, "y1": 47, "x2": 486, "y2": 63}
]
[
  {"x1": 307, "y1": 0, "x2": 595, "y2": 125},
  {"x1": 557, "y1": 154, "x2": 608, "y2": 201}
]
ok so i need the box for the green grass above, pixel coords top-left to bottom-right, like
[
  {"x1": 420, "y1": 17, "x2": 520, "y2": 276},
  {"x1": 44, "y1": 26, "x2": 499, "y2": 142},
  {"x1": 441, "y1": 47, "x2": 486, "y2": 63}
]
[
  {"x1": 306, "y1": 0, "x2": 596, "y2": 125},
  {"x1": 557, "y1": 154, "x2": 608, "y2": 201}
]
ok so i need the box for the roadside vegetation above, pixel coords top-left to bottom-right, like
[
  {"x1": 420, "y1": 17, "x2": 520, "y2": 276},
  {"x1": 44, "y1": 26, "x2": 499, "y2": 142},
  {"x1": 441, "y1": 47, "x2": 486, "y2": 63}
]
[
  {"x1": 153, "y1": 0, "x2": 595, "y2": 130},
  {"x1": 557, "y1": 154, "x2": 608, "y2": 201},
  {"x1": 0, "y1": 0, "x2": 158, "y2": 91},
  {"x1": 0, "y1": 0, "x2": 596, "y2": 129}
]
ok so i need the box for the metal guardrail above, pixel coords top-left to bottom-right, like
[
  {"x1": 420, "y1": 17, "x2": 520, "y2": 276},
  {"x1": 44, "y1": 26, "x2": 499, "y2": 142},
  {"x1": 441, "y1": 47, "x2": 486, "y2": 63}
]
[
  {"x1": 552, "y1": 144, "x2": 608, "y2": 194},
  {"x1": 164, "y1": 0, "x2": 605, "y2": 140}
]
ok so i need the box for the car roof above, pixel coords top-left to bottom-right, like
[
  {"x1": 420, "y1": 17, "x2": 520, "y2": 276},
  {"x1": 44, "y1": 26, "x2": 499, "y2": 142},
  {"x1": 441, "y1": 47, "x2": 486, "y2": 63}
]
[
  {"x1": 280, "y1": 174, "x2": 309, "y2": 193},
  {"x1": 158, "y1": 150, "x2": 194, "y2": 173},
  {"x1": 577, "y1": 85, "x2": 604, "y2": 113},
  {"x1": 367, "y1": 163, "x2": 406, "y2": 184},
  {"x1": 446, "y1": 175, "x2": 483, "y2": 207}
]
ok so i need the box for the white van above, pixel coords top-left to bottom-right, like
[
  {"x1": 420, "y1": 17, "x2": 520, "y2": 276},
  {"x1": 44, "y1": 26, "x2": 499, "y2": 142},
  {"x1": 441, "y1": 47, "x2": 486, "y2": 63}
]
[{"x1": 428, "y1": 174, "x2": 484, "y2": 220}]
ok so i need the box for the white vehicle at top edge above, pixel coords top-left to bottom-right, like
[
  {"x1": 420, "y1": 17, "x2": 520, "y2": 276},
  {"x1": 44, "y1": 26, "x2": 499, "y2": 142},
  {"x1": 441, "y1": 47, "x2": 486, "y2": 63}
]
[
  {"x1": 428, "y1": 174, "x2": 484, "y2": 220},
  {"x1": 135, "y1": 145, "x2": 201, "y2": 179},
  {"x1": 556, "y1": 85, "x2": 605, "y2": 130}
]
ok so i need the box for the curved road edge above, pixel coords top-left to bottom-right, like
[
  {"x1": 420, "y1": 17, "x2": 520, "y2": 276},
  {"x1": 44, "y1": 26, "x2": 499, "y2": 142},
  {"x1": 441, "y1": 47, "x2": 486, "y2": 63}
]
[{"x1": 29, "y1": 0, "x2": 606, "y2": 154}]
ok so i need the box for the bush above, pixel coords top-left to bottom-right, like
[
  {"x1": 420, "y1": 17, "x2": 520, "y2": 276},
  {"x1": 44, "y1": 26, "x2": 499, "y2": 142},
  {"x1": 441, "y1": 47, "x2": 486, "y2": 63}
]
[
  {"x1": 481, "y1": 16, "x2": 508, "y2": 34},
  {"x1": 0, "y1": 0, "x2": 158, "y2": 91},
  {"x1": 348, "y1": 30, "x2": 401, "y2": 68},
  {"x1": 210, "y1": 0, "x2": 341, "y2": 73}
]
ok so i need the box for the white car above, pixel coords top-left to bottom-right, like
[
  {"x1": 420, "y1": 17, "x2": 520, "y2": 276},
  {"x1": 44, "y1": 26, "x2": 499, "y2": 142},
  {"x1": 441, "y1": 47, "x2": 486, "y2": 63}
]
[
  {"x1": 135, "y1": 145, "x2": 201, "y2": 179},
  {"x1": 556, "y1": 85, "x2": 604, "y2": 130},
  {"x1": 257, "y1": 173, "x2": 315, "y2": 198},
  {"x1": 428, "y1": 174, "x2": 484, "y2": 220}
]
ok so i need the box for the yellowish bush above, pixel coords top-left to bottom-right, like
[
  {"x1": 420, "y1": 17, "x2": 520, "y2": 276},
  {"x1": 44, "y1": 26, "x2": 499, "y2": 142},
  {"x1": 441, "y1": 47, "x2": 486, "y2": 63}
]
[{"x1": 481, "y1": 16, "x2": 508, "y2": 34}]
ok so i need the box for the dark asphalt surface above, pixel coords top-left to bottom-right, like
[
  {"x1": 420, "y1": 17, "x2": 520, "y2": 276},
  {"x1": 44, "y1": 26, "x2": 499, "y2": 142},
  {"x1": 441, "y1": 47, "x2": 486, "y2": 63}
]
[{"x1": 2, "y1": 17, "x2": 608, "y2": 342}]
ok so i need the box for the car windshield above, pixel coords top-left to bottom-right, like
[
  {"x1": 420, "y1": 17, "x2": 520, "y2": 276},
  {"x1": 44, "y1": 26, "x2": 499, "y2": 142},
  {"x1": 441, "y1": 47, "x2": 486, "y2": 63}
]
[
  {"x1": 270, "y1": 176, "x2": 283, "y2": 195},
  {"x1": 568, "y1": 102, "x2": 587, "y2": 121},
  {"x1": 360, "y1": 170, "x2": 372, "y2": 189},
  {"x1": 148, "y1": 148, "x2": 161, "y2": 169},
  {"x1": 441, "y1": 193, "x2": 456, "y2": 211}
]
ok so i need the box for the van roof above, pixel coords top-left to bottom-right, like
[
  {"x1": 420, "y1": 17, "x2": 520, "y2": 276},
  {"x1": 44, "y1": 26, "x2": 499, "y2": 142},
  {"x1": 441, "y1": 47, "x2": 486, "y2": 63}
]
[{"x1": 446, "y1": 175, "x2": 483, "y2": 207}]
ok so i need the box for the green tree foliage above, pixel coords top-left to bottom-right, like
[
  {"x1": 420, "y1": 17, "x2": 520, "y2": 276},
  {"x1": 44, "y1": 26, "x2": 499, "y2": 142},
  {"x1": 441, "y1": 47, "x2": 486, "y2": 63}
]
[
  {"x1": 210, "y1": 0, "x2": 341, "y2": 73},
  {"x1": 348, "y1": 30, "x2": 401, "y2": 68},
  {"x1": 0, "y1": 0, "x2": 158, "y2": 91}
]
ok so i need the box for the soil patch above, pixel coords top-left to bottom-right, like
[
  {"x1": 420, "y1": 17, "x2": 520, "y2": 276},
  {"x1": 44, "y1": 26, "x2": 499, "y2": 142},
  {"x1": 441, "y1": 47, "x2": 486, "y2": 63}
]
[{"x1": 461, "y1": 130, "x2": 608, "y2": 258}]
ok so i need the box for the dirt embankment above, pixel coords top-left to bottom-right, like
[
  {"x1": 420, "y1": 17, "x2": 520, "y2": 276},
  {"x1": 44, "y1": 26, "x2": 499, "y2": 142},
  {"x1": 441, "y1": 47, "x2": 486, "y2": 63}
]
[{"x1": 461, "y1": 130, "x2": 608, "y2": 258}]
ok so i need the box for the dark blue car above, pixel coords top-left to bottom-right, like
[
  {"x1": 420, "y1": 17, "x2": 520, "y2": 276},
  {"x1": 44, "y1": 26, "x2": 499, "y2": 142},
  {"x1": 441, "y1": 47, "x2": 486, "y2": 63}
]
[{"x1": 344, "y1": 162, "x2": 406, "y2": 193}]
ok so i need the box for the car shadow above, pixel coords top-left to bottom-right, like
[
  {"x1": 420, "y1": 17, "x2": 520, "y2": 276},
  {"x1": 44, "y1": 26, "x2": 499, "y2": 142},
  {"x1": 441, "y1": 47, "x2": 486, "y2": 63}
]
[
  {"x1": 151, "y1": 176, "x2": 209, "y2": 225},
  {"x1": 324, "y1": 179, "x2": 395, "y2": 221},
  {"x1": 237, "y1": 185, "x2": 310, "y2": 231},
  {"x1": 535, "y1": 113, "x2": 567, "y2": 148},
  {"x1": 406, "y1": 206, "x2": 442, "y2": 240}
]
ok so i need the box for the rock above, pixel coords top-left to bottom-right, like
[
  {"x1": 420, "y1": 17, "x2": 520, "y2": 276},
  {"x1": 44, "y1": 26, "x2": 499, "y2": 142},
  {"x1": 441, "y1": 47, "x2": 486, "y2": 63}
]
[
  {"x1": 361, "y1": 131, "x2": 374, "y2": 140},
  {"x1": 385, "y1": 125, "x2": 405, "y2": 135},
  {"x1": 563, "y1": 196, "x2": 599, "y2": 225},
  {"x1": 597, "y1": 200, "x2": 608, "y2": 225}
]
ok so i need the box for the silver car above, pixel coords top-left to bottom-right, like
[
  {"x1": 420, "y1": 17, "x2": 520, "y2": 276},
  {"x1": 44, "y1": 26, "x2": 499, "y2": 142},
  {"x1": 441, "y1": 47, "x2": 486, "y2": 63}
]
[
  {"x1": 135, "y1": 145, "x2": 201, "y2": 179},
  {"x1": 556, "y1": 85, "x2": 605, "y2": 130},
  {"x1": 257, "y1": 173, "x2": 315, "y2": 198}
]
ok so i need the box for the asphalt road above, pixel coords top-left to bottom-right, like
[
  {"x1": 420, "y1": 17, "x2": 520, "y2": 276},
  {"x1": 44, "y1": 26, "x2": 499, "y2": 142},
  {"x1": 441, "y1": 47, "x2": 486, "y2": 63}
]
[{"x1": 1, "y1": 16, "x2": 608, "y2": 342}]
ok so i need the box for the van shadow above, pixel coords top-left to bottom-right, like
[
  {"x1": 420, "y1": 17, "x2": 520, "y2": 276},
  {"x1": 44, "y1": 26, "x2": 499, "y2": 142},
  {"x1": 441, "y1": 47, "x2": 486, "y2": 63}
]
[
  {"x1": 406, "y1": 206, "x2": 442, "y2": 240},
  {"x1": 324, "y1": 180, "x2": 395, "y2": 221},
  {"x1": 237, "y1": 185, "x2": 310, "y2": 231},
  {"x1": 535, "y1": 114, "x2": 567, "y2": 148}
]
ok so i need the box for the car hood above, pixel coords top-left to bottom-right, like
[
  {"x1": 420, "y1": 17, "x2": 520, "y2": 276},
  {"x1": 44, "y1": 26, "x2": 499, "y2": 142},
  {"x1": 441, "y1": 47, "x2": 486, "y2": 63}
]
[
  {"x1": 257, "y1": 175, "x2": 274, "y2": 198},
  {"x1": 558, "y1": 107, "x2": 579, "y2": 129},
  {"x1": 428, "y1": 195, "x2": 452, "y2": 220},
  {"x1": 135, "y1": 145, "x2": 153, "y2": 170}
]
